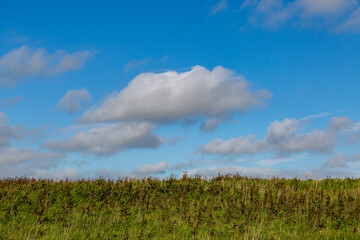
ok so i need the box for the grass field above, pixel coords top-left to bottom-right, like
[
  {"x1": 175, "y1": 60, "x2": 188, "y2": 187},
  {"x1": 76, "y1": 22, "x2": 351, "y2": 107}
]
[{"x1": 0, "y1": 175, "x2": 359, "y2": 239}]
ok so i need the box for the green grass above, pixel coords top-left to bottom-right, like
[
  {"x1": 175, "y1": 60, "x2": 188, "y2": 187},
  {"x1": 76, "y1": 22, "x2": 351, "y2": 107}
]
[{"x1": 1, "y1": 175, "x2": 360, "y2": 239}]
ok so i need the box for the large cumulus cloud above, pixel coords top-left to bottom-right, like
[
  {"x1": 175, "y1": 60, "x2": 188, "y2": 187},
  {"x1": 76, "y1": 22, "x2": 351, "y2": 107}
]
[{"x1": 81, "y1": 66, "x2": 271, "y2": 131}]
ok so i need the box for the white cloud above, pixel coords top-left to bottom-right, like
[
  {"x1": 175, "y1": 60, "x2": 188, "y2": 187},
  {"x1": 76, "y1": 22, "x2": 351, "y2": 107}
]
[
  {"x1": 42, "y1": 122, "x2": 163, "y2": 155},
  {"x1": 57, "y1": 88, "x2": 92, "y2": 114},
  {"x1": 81, "y1": 66, "x2": 271, "y2": 131},
  {"x1": 199, "y1": 116, "x2": 359, "y2": 156},
  {"x1": 0, "y1": 112, "x2": 69, "y2": 179},
  {"x1": 0, "y1": 145, "x2": 68, "y2": 179},
  {"x1": 265, "y1": 118, "x2": 334, "y2": 154},
  {"x1": 0, "y1": 147, "x2": 65, "y2": 168},
  {"x1": 210, "y1": 0, "x2": 228, "y2": 15},
  {"x1": 0, "y1": 45, "x2": 95, "y2": 87},
  {"x1": 242, "y1": 0, "x2": 360, "y2": 31},
  {"x1": 133, "y1": 161, "x2": 168, "y2": 175},
  {"x1": 199, "y1": 134, "x2": 266, "y2": 155}
]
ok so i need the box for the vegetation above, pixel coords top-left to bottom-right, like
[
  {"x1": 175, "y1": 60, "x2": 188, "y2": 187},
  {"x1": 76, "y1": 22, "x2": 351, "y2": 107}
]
[{"x1": 0, "y1": 175, "x2": 359, "y2": 239}]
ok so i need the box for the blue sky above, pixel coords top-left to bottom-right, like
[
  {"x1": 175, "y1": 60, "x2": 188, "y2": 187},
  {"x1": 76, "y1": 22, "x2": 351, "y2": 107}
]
[{"x1": 1, "y1": 0, "x2": 360, "y2": 179}]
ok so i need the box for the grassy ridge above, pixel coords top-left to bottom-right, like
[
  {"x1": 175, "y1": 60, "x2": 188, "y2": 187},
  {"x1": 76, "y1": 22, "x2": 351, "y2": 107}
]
[{"x1": 0, "y1": 175, "x2": 360, "y2": 239}]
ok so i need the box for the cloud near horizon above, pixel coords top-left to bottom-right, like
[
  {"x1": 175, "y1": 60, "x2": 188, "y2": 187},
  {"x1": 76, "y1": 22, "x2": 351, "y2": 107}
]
[
  {"x1": 96, "y1": 161, "x2": 169, "y2": 179},
  {"x1": 182, "y1": 165, "x2": 359, "y2": 179},
  {"x1": 0, "y1": 45, "x2": 95, "y2": 87},
  {"x1": 81, "y1": 65, "x2": 271, "y2": 131},
  {"x1": 133, "y1": 161, "x2": 169, "y2": 175},
  {"x1": 0, "y1": 111, "x2": 67, "y2": 177},
  {"x1": 323, "y1": 151, "x2": 360, "y2": 168},
  {"x1": 199, "y1": 116, "x2": 360, "y2": 156},
  {"x1": 0, "y1": 147, "x2": 65, "y2": 168}
]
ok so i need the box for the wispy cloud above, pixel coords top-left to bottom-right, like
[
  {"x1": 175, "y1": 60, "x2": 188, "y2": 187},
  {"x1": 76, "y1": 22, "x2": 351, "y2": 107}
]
[
  {"x1": 338, "y1": 7, "x2": 360, "y2": 32},
  {"x1": 2, "y1": 30, "x2": 30, "y2": 44},
  {"x1": 0, "y1": 96, "x2": 21, "y2": 108},
  {"x1": 209, "y1": 0, "x2": 228, "y2": 15},
  {"x1": 241, "y1": 0, "x2": 360, "y2": 32},
  {"x1": 0, "y1": 111, "x2": 65, "y2": 178},
  {"x1": 0, "y1": 112, "x2": 41, "y2": 147},
  {"x1": 301, "y1": 112, "x2": 331, "y2": 121},
  {"x1": 257, "y1": 155, "x2": 304, "y2": 167},
  {"x1": 124, "y1": 58, "x2": 151, "y2": 73}
]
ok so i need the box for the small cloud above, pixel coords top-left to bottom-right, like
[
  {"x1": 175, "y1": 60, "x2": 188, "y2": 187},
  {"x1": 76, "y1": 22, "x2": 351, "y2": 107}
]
[
  {"x1": 133, "y1": 161, "x2": 169, "y2": 175},
  {"x1": 161, "y1": 55, "x2": 169, "y2": 62},
  {"x1": 209, "y1": 0, "x2": 228, "y2": 15},
  {"x1": 124, "y1": 58, "x2": 151, "y2": 73},
  {"x1": 323, "y1": 152, "x2": 348, "y2": 168},
  {"x1": 0, "y1": 45, "x2": 95, "y2": 87},
  {"x1": 0, "y1": 96, "x2": 21, "y2": 107},
  {"x1": 57, "y1": 88, "x2": 92, "y2": 114}
]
